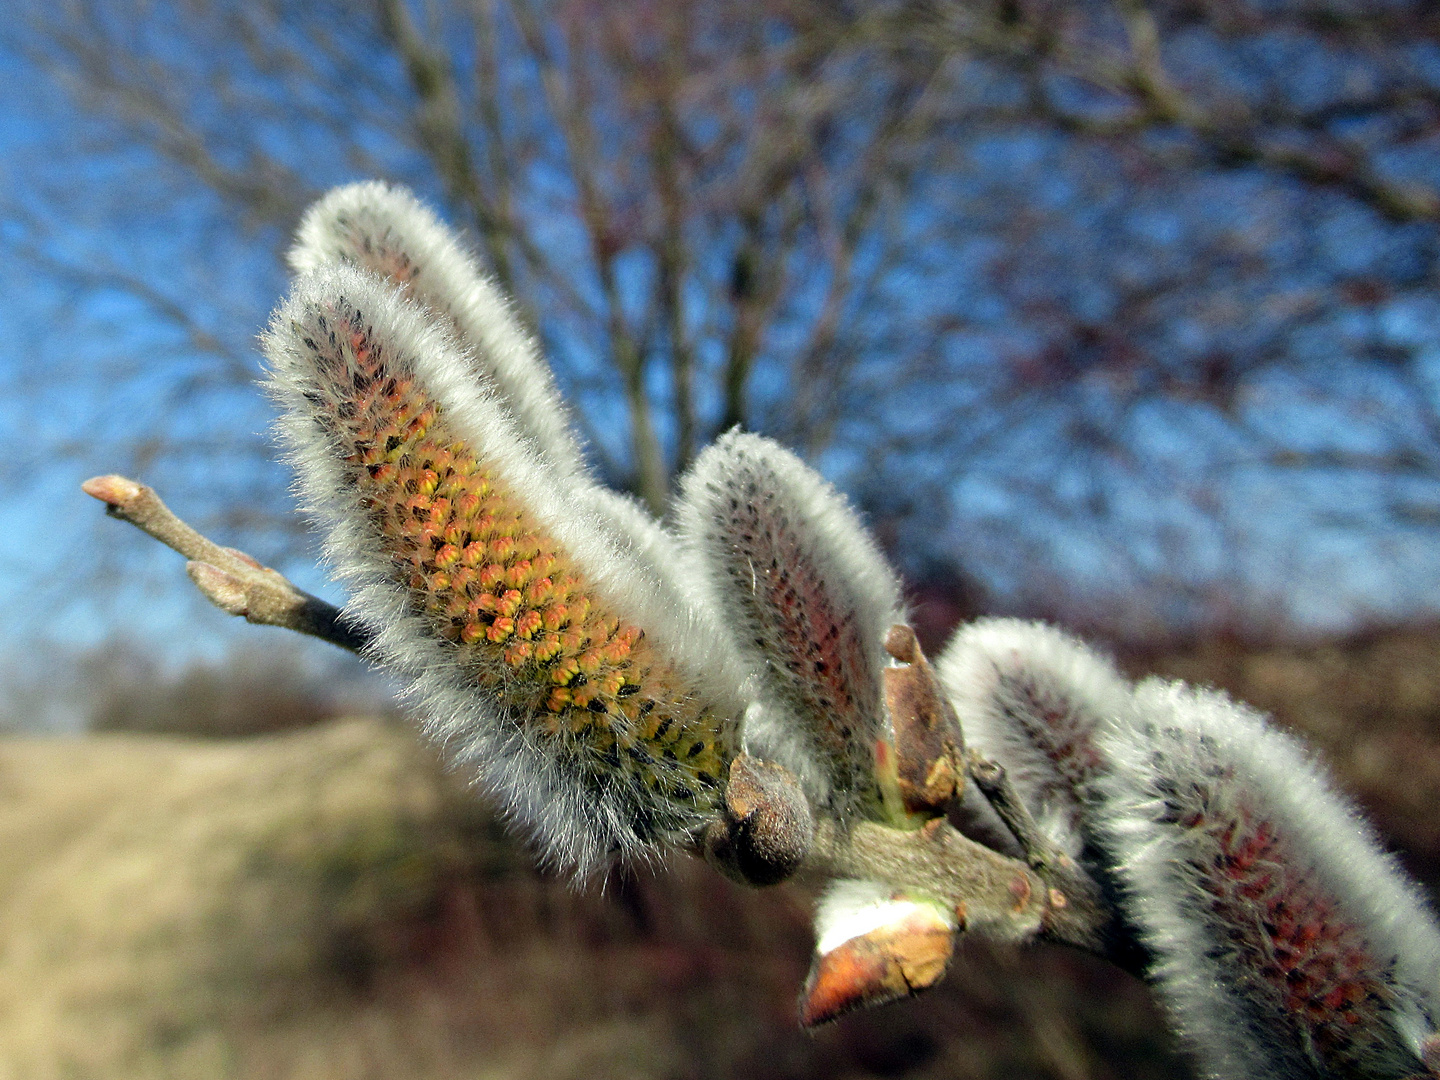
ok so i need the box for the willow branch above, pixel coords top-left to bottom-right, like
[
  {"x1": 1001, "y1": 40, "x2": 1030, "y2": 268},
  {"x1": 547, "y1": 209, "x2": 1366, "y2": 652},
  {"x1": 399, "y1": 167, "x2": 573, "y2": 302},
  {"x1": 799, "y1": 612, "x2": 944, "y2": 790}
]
[
  {"x1": 83, "y1": 473, "x2": 1121, "y2": 963},
  {"x1": 81, "y1": 475, "x2": 367, "y2": 653},
  {"x1": 804, "y1": 816, "x2": 1111, "y2": 958}
]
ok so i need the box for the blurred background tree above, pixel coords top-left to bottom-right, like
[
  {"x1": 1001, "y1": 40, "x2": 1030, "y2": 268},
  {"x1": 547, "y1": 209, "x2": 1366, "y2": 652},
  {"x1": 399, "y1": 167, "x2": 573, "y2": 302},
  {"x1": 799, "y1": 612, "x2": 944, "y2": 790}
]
[{"x1": 2, "y1": 0, "x2": 1439, "y2": 647}]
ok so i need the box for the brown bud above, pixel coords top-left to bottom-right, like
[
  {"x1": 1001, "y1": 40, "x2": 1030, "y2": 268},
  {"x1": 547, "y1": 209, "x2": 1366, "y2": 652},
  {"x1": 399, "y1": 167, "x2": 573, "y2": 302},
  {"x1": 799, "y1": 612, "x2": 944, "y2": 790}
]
[
  {"x1": 799, "y1": 902, "x2": 956, "y2": 1027},
  {"x1": 704, "y1": 753, "x2": 813, "y2": 886},
  {"x1": 884, "y1": 624, "x2": 920, "y2": 664},
  {"x1": 883, "y1": 625, "x2": 966, "y2": 815}
]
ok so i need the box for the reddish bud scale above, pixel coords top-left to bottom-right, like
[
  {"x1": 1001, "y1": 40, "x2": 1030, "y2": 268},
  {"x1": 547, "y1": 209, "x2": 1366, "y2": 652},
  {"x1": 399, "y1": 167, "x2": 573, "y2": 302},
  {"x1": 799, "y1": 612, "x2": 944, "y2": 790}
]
[{"x1": 308, "y1": 317, "x2": 729, "y2": 826}]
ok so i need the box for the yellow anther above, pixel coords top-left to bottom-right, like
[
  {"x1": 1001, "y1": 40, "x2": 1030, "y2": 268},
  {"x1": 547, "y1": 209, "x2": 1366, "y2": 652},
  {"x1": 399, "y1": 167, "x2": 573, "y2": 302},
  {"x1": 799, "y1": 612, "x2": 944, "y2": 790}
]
[
  {"x1": 526, "y1": 577, "x2": 555, "y2": 605},
  {"x1": 534, "y1": 633, "x2": 562, "y2": 662}
]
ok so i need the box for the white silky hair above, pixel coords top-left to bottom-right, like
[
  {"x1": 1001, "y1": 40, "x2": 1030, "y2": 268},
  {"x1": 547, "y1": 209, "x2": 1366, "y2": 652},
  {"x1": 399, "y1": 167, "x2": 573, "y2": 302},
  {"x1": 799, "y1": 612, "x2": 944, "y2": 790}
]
[
  {"x1": 674, "y1": 430, "x2": 905, "y2": 820},
  {"x1": 569, "y1": 485, "x2": 685, "y2": 587},
  {"x1": 289, "y1": 182, "x2": 760, "y2": 728},
  {"x1": 263, "y1": 264, "x2": 756, "y2": 875},
  {"x1": 288, "y1": 180, "x2": 588, "y2": 481},
  {"x1": 935, "y1": 618, "x2": 1132, "y2": 859},
  {"x1": 813, "y1": 879, "x2": 957, "y2": 954},
  {"x1": 1096, "y1": 679, "x2": 1440, "y2": 1079}
]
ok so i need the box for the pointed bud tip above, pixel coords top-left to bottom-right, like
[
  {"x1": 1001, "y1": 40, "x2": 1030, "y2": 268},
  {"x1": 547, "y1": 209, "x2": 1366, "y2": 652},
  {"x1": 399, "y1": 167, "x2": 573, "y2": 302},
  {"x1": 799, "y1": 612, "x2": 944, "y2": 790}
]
[
  {"x1": 82, "y1": 475, "x2": 143, "y2": 507},
  {"x1": 799, "y1": 905, "x2": 956, "y2": 1027}
]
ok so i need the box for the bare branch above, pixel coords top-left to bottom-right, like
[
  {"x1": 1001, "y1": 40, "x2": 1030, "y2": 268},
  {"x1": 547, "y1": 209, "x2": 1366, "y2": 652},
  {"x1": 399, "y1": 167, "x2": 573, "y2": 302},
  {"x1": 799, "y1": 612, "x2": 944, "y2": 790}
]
[{"x1": 81, "y1": 475, "x2": 367, "y2": 653}]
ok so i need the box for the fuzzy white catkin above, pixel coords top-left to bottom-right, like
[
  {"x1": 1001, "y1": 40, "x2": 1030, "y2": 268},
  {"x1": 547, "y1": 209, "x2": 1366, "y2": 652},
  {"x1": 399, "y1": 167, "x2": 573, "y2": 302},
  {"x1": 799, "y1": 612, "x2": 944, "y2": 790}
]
[
  {"x1": 289, "y1": 181, "x2": 588, "y2": 481},
  {"x1": 263, "y1": 264, "x2": 753, "y2": 875},
  {"x1": 935, "y1": 618, "x2": 1132, "y2": 860},
  {"x1": 289, "y1": 183, "x2": 751, "y2": 706},
  {"x1": 1096, "y1": 679, "x2": 1440, "y2": 1080},
  {"x1": 675, "y1": 431, "x2": 905, "y2": 821}
]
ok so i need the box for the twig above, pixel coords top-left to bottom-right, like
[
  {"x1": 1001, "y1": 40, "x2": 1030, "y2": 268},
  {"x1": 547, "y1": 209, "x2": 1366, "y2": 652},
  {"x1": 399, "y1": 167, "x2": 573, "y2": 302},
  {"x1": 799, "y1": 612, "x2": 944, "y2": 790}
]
[
  {"x1": 966, "y1": 751, "x2": 1065, "y2": 875},
  {"x1": 966, "y1": 751, "x2": 1113, "y2": 955},
  {"x1": 806, "y1": 817, "x2": 1053, "y2": 945},
  {"x1": 81, "y1": 475, "x2": 368, "y2": 653}
]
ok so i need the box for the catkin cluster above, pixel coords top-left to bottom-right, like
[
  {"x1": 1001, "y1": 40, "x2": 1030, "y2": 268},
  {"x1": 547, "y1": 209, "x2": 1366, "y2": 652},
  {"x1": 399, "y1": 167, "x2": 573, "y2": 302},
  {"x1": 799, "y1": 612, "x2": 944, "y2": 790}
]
[{"x1": 261, "y1": 183, "x2": 1440, "y2": 1073}]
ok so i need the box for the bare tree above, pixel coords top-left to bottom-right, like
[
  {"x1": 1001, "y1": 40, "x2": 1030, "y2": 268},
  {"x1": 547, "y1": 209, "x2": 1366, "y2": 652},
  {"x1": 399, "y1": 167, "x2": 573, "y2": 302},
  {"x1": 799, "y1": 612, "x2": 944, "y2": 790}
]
[{"x1": 11, "y1": 0, "x2": 1440, "y2": 634}]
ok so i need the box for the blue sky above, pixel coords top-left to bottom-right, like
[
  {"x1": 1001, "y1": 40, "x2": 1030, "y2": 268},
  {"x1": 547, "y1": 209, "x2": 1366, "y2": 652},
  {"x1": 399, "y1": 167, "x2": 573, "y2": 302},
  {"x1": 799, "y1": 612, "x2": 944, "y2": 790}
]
[{"x1": 2, "y1": 17, "x2": 1439, "y2": 683}]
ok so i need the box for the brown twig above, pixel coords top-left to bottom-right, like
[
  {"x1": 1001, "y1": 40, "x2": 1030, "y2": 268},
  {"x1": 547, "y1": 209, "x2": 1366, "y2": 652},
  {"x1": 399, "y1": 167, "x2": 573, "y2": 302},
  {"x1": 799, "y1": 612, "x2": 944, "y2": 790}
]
[
  {"x1": 966, "y1": 752, "x2": 1065, "y2": 875},
  {"x1": 965, "y1": 751, "x2": 1112, "y2": 954},
  {"x1": 81, "y1": 475, "x2": 368, "y2": 653},
  {"x1": 806, "y1": 817, "x2": 1055, "y2": 944}
]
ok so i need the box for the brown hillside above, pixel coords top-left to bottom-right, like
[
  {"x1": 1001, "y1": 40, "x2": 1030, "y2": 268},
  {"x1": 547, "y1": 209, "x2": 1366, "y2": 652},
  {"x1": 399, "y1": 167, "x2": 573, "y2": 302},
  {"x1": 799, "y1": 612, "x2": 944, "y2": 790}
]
[{"x1": 0, "y1": 717, "x2": 1183, "y2": 1080}]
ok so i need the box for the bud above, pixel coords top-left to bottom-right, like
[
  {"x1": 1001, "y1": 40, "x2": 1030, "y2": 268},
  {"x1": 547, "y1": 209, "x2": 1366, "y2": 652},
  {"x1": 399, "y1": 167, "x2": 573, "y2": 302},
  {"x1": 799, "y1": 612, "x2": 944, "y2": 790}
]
[
  {"x1": 703, "y1": 753, "x2": 814, "y2": 886},
  {"x1": 675, "y1": 431, "x2": 905, "y2": 824},
  {"x1": 81, "y1": 474, "x2": 144, "y2": 507},
  {"x1": 1098, "y1": 680, "x2": 1440, "y2": 1079},
  {"x1": 936, "y1": 618, "x2": 1131, "y2": 860},
  {"x1": 800, "y1": 880, "x2": 959, "y2": 1027}
]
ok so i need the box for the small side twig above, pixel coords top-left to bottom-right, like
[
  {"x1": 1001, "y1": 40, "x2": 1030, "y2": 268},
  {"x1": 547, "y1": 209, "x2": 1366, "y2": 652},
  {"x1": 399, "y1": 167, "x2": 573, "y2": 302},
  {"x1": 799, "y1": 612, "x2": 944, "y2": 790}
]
[
  {"x1": 966, "y1": 751, "x2": 1066, "y2": 875},
  {"x1": 81, "y1": 475, "x2": 368, "y2": 653},
  {"x1": 966, "y1": 750, "x2": 1113, "y2": 955}
]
